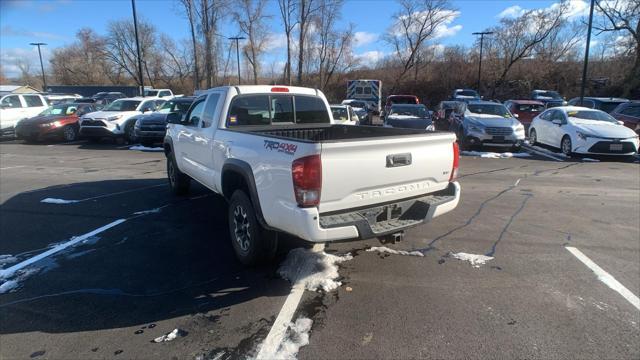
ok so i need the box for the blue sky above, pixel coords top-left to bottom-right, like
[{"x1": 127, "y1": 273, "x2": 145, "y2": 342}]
[{"x1": 1, "y1": 0, "x2": 585, "y2": 78}]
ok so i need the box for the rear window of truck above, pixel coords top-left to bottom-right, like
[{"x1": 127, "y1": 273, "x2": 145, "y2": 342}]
[{"x1": 227, "y1": 94, "x2": 329, "y2": 126}]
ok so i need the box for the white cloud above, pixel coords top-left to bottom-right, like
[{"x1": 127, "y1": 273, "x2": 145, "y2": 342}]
[
  {"x1": 355, "y1": 50, "x2": 386, "y2": 67},
  {"x1": 1, "y1": 25, "x2": 65, "y2": 40},
  {"x1": 497, "y1": 5, "x2": 525, "y2": 18},
  {"x1": 433, "y1": 24, "x2": 462, "y2": 39},
  {"x1": 264, "y1": 33, "x2": 288, "y2": 51},
  {"x1": 0, "y1": 46, "x2": 51, "y2": 78},
  {"x1": 353, "y1": 31, "x2": 379, "y2": 48}
]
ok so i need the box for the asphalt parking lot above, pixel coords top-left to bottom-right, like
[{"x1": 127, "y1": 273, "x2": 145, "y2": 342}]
[{"x1": 0, "y1": 138, "x2": 638, "y2": 359}]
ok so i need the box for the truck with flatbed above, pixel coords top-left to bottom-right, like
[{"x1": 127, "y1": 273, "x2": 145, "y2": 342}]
[{"x1": 163, "y1": 85, "x2": 461, "y2": 265}]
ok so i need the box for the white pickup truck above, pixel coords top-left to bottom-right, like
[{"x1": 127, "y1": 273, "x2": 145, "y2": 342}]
[
  {"x1": 164, "y1": 85, "x2": 460, "y2": 265},
  {"x1": 0, "y1": 93, "x2": 49, "y2": 135}
]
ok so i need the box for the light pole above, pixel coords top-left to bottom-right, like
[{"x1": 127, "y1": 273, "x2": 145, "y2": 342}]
[
  {"x1": 580, "y1": 0, "x2": 595, "y2": 104},
  {"x1": 29, "y1": 42, "x2": 47, "y2": 91},
  {"x1": 131, "y1": 0, "x2": 145, "y2": 96},
  {"x1": 472, "y1": 31, "x2": 493, "y2": 96},
  {"x1": 228, "y1": 36, "x2": 246, "y2": 85}
]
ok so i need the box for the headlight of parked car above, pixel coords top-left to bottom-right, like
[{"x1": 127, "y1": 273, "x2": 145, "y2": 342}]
[
  {"x1": 515, "y1": 124, "x2": 524, "y2": 132},
  {"x1": 426, "y1": 124, "x2": 435, "y2": 131},
  {"x1": 576, "y1": 131, "x2": 601, "y2": 140},
  {"x1": 107, "y1": 115, "x2": 123, "y2": 121},
  {"x1": 468, "y1": 124, "x2": 484, "y2": 133},
  {"x1": 135, "y1": 119, "x2": 141, "y2": 129}
]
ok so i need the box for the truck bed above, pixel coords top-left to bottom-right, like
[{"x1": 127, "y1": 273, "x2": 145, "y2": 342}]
[{"x1": 233, "y1": 124, "x2": 437, "y2": 143}]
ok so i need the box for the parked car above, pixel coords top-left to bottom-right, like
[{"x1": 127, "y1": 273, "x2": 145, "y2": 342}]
[
  {"x1": 91, "y1": 92, "x2": 126, "y2": 108},
  {"x1": 610, "y1": 101, "x2": 640, "y2": 134},
  {"x1": 531, "y1": 89, "x2": 567, "y2": 108},
  {"x1": 341, "y1": 99, "x2": 370, "y2": 124},
  {"x1": 144, "y1": 88, "x2": 176, "y2": 98},
  {"x1": 504, "y1": 100, "x2": 546, "y2": 130},
  {"x1": 15, "y1": 103, "x2": 97, "y2": 142},
  {"x1": 330, "y1": 104, "x2": 359, "y2": 125},
  {"x1": 133, "y1": 96, "x2": 195, "y2": 146},
  {"x1": 434, "y1": 101, "x2": 465, "y2": 131},
  {"x1": 44, "y1": 93, "x2": 82, "y2": 105},
  {"x1": 567, "y1": 97, "x2": 629, "y2": 114},
  {"x1": 79, "y1": 97, "x2": 164, "y2": 142},
  {"x1": 0, "y1": 93, "x2": 49, "y2": 136},
  {"x1": 529, "y1": 106, "x2": 639, "y2": 157},
  {"x1": 451, "y1": 89, "x2": 481, "y2": 102},
  {"x1": 383, "y1": 95, "x2": 420, "y2": 119},
  {"x1": 164, "y1": 85, "x2": 461, "y2": 265},
  {"x1": 384, "y1": 104, "x2": 434, "y2": 130},
  {"x1": 452, "y1": 101, "x2": 525, "y2": 150}
]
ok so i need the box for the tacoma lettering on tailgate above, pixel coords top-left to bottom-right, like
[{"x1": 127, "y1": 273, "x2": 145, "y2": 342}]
[{"x1": 354, "y1": 181, "x2": 431, "y2": 200}]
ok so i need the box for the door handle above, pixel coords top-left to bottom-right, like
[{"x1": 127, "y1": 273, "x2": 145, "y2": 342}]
[{"x1": 386, "y1": 153, "x2": 412, "y2": 167}]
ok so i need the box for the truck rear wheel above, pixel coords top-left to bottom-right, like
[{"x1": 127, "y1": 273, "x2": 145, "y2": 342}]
[{"x1": 228, "y1": 190, "x2": 276, "y2": 266}]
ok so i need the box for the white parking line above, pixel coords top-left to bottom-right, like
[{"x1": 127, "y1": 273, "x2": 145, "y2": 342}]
[
  {"x1": 40, "y1": 183, "x2": 165, "y2": 204},
  {"x1": 0, "y1": 219, "x2": 126, "y2": 280},
  {"x1": 565, "y1": 246, "x2": 640, "y2": 311},
  {"x1": 0, "y1": 166, "x2": 26, "y2": 170},
  {"x1": 256, "y1": 243, "x2": 325, "y2": 360}
]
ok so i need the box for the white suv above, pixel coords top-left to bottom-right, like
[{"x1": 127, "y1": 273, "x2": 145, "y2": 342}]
[
  {"x1": 79, "y1": 97, "x2": 164, "y2": 142},
  {"x1": 0, "y1": 93, "x2": 49, "y2": 135}
]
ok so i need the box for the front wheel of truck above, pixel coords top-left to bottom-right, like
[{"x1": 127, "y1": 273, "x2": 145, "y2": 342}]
[
  {"x1": 167, "y1": 152, "x2": 190, "y2": 195},
  {"x1": 228, "y1": 190, "x2": 276, "y2": 266}
]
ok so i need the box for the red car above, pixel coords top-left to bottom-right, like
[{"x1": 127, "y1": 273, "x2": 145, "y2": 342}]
[
  {"x1": 504, "y1": 100, "x2": 545, "y2": 129},
  {"x1": 610, "y1": 101, "x2": 640, "y2": 134},
  {"x1": 15, "y1": 103, "x2": 97, "y2": 142},
  {"x1": 383, "y1": 95, "x2": 419, "y2": 118}
]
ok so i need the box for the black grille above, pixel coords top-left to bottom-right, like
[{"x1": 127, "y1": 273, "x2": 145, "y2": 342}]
[
  {"x1": 485, "y1": 127, "x2": 513, "y2": 136},
  {"x1": 82, "y1": 119, "x2": 106, "y2": 127},
  {"x1": 140, "y1": 125, "x2": 166, "y2": 131},
  {"x1": 588, "y1": 141, "x2": 636, "y2": 154}
]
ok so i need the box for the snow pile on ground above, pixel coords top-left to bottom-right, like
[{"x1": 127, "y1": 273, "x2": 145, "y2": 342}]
[
  {"x1": 461, "y1": 151, "x2": 531, "y2": 159},
  {"x1": 133, "y1": 207, "x2": 162, "y2": 215},
  {"x1": 366, "y1": 246, "x2": 424, "y2": 257},
  {"x1": 581, "y1": 158, "x2": 600, "y2": 162},
  {"x1": 40, "y1": 198, "x2": 80, "y2": 204},
  {"x1": 153, "y1": 328, "x2": 182, "y2": 343},
  {"x1": 130, "y1": 145, "x2": 164, "y2": 152},
  {"x1": 449, "y1": 252, "x2": 494, "y2": 268},
  {"x1": 256, "y1": 318, "x2": 313, "y2": 360},
  {"x1": 527, "y1": 145, "x2": 568, "y2": 158},
  {"x1": 278, "y1": 248, "x2": 352, "y2": 292}
]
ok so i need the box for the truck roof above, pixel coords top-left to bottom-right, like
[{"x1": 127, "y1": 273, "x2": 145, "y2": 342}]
[{"x1": 201, "y1": 85, "x2": 321, "y2": 97}]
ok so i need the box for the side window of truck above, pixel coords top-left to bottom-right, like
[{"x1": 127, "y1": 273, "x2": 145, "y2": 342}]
[
  {"x1": 228, "y1": 95, "x2": 270, "y2": 126},
  {"x1": 24, "y1": 95, "x2": 44, "y2": 107},
  {"x1": 201, "y1": 93, "x2": 221, "y2": 128},
  {"x1": 271, "y1": 95, "x2": 294, "y2": 123},
  {"x1": 1, "y1": 95, "x2": 22, "y2": 108},
  {"x1": 185, "y1": 98, "x2": 206, "y2": 127}
]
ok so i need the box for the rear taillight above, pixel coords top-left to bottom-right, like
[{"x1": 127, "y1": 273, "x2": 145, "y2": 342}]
[
  {"x1": 292, "y1": 155, "x2": 322, "y2": 207},
  {"x1": 450, "y1": 141, "x2": 459, "y2": 181}
]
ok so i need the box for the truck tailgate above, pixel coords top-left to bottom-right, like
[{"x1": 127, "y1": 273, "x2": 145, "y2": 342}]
[{"x1": 319, "y1": 132, "x2": 456, "y2": 213}]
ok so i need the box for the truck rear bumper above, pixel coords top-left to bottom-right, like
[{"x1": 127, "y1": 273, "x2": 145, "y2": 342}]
[{"x1": 292, "y1": 182, "x2": 460, "y2": 242}]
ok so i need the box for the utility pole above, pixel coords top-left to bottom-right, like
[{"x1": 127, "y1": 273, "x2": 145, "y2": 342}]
[
  {"x1": 228, "y1": 36, "x2": 246, "y2": 85},
  {"x1": 29, "y1": 42, "x2": 47, "y2": 91},
  {"x1": 580, "y1": 0, "x2": 595, "y2": 104},
  {"x1": 131, "y1": 0, "x2": 145, "y2": 96},
  {"x1": 472, "y1": 31, "x2": 493, "y2": 96}
]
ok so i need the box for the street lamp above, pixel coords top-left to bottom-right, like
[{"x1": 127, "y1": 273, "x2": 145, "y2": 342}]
[
  {"x1": 580, "y1": 0, "x2": 595, "y2": 104},
  {"x1": 29, "y1": 42, "x2": 47, "y2": 91},
  {"x1": 228, "y1": 36, "x2": 246, "y2": 85},
  {"x1": 472, "y1": 31, "x2": 493, "y2": 96}
]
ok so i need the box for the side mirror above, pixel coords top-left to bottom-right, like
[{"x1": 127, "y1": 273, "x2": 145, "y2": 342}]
[
  {"x1": 617, "y1": 120, "x2": 624, "y2": 125},
  {"x1": 552, "y1": 119, "x2": 562, "y2": 125},
  {"x1": 166, "y1": 112, "x2": 182, "y2": 124},
  {"x1": 513, "y1": 113, "x2": 519, "y2": 118}
]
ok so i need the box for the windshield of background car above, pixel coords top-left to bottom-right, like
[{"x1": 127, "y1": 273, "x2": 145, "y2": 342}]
[
  {"x1": 390, "y1": 105, "x2": 427, "y2": 118},
  {"x1": 144, "y1": 90, "x2": 159, "y2": 96},
  {"x1": 517, "y1": 104, "x2": 545, "y2": 112},
  {"x1": 389, "y1": 97, "x2": 417, "y2": 105},
  {"x1": 467, "y1": 104, "x2": 511, "y2": 117},
  {"x1": 39, "y1": 104, "x2": 79, "y2": 116},
  {"x1": 537, "y1": 91, "x2": 561, "y2": 99},
  {"x1": 158, "y1": 100, "x2": 193, "y2": 114},
  {"x1": 350, "y1": 102, "x2": 366, "y2": 108},
  {"x1": 457, "y1": 90, "x2": 478, "y2": 97},
  {"x1": 331, "y1": 107, "x2": 348, "y2": 120},
  {"x1": 567, "y1": 110, "x2": 618, "y2": 123},
  {"x1": 103, "y1": 100, "x2": 141, "y2": 111}
]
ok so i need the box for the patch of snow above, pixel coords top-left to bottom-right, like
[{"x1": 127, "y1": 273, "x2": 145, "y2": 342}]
[
  {"x1": 581, "y1": 157, "x2": 600, "y2": 162},
  {"x1": 40, "y1": 198, "x2": 80, "y2": 204},
  {"x1": 256, "y1": 318, "x2": 313, "y2": 360},
  {"x1": 153, "y1": 328, "x2": 181, "y2": 343},
  {"x1": 133, "y1": 207, "x2": 162, "y2": 215},
  {"x1": 278, "y1": 248, "x2": 352, "y2": 292},
  {"x1": 528, "y1": 145, "x2": 568, "y2": 158},
  {"x1": 130, "y1": 145, "x2": 164, "y2": 152},
  {"x1": 461, "y1": 151, "x2": 531, "y2": 159},
  {"x1": 449, "y1": 252, "x2": 494, "y2": 268},
  {"x1": 0, "y1": 280, "x2": 18, "y2": 294},
  {"x1": 0, "y1": 255, "x2": 18, "y2": 268},
  {"x1": 366, "y1": 246, "x2": 424, "y2": 257}
]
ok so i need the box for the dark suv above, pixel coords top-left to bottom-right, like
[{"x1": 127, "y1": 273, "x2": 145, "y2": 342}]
[
  {"x1": 133, "y1": 96, "x2": 195, "y2": 146},
  {"x1": 610, "y1": 101, "x2": 640, "y2": 135},
  {"x1": 567, "y1": 97, "x2": 629, "y2": 114}
]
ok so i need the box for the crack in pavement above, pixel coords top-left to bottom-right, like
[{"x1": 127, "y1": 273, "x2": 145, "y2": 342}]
[{"x1": 485, "y1": 194, "x2": 532, "y2": 257}]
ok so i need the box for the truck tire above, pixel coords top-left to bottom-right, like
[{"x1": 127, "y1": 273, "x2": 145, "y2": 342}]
[
  {"x1": 228, "y1": 190, "x2": 275, "y2": 266},
  {"x1": 167, "y1": 152, "x2": 190, "y2": 195}
]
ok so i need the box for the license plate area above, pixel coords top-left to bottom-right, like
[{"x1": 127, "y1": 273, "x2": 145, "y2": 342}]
[
  {"x1": 492, "y1": 136, "x2": 505, "y2": 141},
  {"x1": 609, "y1": 143, "x2": 623, "y2": 151}
]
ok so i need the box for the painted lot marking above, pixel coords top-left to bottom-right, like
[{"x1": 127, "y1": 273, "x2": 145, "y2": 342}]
[
  {"x1": 256, "y1": 243, "x2": 325, "y2": 360},
  {"x1": 0, "y1": 166, "x2": 26, "y2": 170},
  {"x1": 0, "y1": 219, "x2": 126, "y2": 280},
  {"x1": 565, "y1": 246, "x2": 640, "y2": 311}
]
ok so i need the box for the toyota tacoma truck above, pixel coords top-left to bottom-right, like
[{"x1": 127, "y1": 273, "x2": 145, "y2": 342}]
[{"x1": 164, "y1": 85, "x2": 461, "y2": 265}]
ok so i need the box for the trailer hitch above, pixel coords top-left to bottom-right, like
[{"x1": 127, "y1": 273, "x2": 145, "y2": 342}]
[{"x1": 378, "y1": 231, "x2": 404, "y2": 244}]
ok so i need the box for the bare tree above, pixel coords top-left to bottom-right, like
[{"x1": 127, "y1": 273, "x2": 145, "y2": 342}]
[
  {"x1": 234, "y1": 0, "x2": 270, "y2": 84},
  {"x1": 385, "y1": 0, "x2": 457, "y2": 92},
  {"x1": 594, "y1": 0, "x2": 640, "y2": 97},
  {"x1": 297, "y1": 0, "x2": 320, "y2": 84},
  {"x1": 105, "y1": 18, "x2": 158, "y2": 87},
  {"x1": 278, "y1": 0, "x2": 297, "y2": 85},
  {"x1": 179, "y1": 0, "x2": 200, "y2": 90},
  {"x1": 197, "y1": 0, "x2": 225, "y2": 88}
]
